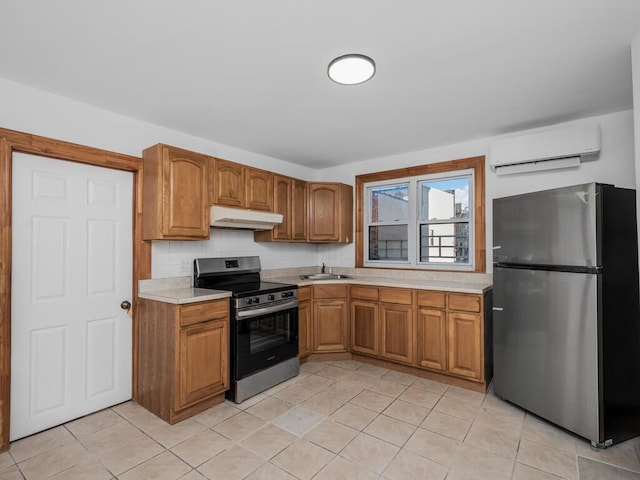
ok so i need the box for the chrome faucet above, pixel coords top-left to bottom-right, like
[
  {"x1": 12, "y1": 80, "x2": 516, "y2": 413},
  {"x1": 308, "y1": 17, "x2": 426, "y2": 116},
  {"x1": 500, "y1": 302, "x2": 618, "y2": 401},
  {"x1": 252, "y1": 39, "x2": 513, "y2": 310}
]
[{"x1": 321, "y1": 262, "x2": 326, "y2": 274}]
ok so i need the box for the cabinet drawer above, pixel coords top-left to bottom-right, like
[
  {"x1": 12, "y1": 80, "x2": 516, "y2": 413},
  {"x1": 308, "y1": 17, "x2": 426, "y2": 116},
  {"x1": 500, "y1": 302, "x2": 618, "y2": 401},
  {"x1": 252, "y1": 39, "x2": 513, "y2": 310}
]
[
  {"x1": 298, "y1": 286, "x2": 311, "y2": 302},
  {"x1": 313, "y1": 284, "x2": 348, "y2": 299},
  {"x1": 448, "y1": 294, "x2": 481, "y2": 313},
  {"x1": 380, "y1": 288, "x2": 413, "y2": 305},
  {"x1": 416, "y1": 291, "x2": 446, "y2": 309},
  {"x1": 180, "y1": 299, "x2": 229, "y2": 327},
  {"x1": 350, "y1": 285, "x2": 379, "y2": 301}
]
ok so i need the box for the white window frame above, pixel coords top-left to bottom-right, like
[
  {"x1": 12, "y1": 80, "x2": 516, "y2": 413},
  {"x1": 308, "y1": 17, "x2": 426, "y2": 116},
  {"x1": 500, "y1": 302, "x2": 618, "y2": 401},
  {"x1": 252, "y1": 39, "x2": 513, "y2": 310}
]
[{"x1": 364, "y1": 169, "x2": 475, "y2": 271}]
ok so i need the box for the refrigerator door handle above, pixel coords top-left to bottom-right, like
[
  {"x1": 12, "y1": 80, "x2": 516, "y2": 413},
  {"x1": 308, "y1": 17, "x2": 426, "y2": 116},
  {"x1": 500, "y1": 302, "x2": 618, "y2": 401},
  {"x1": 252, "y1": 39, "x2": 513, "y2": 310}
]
[
  {"x1": 493, "y1": 245, "x2": 501, "y2": 250},
  {"x1": 492, "y1": 307, "x2": 504, "y2": 311}
]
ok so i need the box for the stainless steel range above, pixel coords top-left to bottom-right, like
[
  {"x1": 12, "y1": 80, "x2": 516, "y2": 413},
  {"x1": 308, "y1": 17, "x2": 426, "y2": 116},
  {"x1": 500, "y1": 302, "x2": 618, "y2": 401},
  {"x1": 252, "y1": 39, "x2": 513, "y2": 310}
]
[{"x1": 194, "y1": 256, "x2": 299, "y2": 403}]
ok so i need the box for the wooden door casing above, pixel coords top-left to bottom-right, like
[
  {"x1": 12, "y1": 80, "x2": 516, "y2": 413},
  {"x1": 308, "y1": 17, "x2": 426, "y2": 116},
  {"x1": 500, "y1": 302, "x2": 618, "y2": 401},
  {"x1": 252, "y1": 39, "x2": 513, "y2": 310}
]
[{"x1": 0, "y1": 127, "x2": 148, "y2": 451}]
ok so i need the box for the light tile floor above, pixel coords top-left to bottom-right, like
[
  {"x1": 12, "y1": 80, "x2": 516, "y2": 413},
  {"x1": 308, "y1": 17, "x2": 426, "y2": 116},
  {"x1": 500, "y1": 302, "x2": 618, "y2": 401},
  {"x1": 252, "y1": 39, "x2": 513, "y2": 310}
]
[{"x1": 2, "y1": 360, "x2": 640, "y2": 480}]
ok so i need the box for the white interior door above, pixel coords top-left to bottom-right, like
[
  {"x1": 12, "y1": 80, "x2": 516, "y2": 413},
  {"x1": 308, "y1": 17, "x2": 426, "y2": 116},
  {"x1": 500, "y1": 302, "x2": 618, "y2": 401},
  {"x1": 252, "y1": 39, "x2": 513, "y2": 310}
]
[{"x1": 11, "y1": 152, "x2": 133, "y2": 441}]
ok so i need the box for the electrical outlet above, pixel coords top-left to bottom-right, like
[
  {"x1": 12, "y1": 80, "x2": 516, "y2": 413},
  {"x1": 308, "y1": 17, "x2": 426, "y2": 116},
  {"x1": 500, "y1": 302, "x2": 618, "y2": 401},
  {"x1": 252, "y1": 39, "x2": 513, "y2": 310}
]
[{"x1": 179, "y1": 259, "x2": 190, "y2": 274}]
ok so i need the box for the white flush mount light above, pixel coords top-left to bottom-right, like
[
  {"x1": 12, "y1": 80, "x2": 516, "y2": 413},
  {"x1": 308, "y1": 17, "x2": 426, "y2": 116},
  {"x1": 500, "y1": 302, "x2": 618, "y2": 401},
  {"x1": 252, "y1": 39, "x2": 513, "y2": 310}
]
[{"x1": 328, "y1": 54, "x2": 375, "y2": 85}]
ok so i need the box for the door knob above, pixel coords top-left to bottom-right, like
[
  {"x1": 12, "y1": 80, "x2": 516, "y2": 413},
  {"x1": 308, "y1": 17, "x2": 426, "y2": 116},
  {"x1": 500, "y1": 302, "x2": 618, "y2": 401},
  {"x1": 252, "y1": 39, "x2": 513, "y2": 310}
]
[{"x1": 120, "y1": 300, "x2": 132, "y2": 310}]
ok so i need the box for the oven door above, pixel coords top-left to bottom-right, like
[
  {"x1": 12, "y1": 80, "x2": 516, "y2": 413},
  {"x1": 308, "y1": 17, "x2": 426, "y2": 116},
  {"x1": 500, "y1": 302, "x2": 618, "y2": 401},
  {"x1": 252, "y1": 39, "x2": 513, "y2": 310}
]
[{"x1": 233, "y1": 300, "x2": 298, "y2": 380}]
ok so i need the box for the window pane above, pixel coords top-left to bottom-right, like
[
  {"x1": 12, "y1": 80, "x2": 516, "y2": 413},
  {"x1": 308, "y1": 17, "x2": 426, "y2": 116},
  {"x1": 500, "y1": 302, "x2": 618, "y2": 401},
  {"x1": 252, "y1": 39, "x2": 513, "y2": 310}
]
[
  {"x1": 419, "y1": 177, "x2": 470, "y2": 221},
  {"x1": 369, "y1": 225, "x2": 408, "y2": 261},
  {"x1": 369, "y1": 184, "x2": 409, "y2": 223},
  {"x1": 420, "y1": 223, "x2": 470, "y2": 263}
]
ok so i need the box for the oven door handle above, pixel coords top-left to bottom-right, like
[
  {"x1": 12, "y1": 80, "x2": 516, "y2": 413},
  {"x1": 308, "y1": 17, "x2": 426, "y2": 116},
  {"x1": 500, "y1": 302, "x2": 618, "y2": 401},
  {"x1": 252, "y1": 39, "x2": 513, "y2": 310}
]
[{"x1": 236, "y1": 300, "x2": 299, "y2": 320}]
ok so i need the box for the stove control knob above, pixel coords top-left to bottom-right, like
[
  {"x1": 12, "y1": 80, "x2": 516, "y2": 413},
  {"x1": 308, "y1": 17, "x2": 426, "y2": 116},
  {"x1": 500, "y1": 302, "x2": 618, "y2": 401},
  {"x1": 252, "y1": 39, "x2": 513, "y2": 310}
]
[
  {"x1": 246, "y1": 298, "x2": 253, "y2": 305},
  {"x1": 252, "y1": 297, "x2": 260, "y2": 304},
  {"x1": 268, "y1": 294, "x2": 275, "y2": 301},
  {"x1": 281, "y1": 292, "x2": 287, "y2": 298}
]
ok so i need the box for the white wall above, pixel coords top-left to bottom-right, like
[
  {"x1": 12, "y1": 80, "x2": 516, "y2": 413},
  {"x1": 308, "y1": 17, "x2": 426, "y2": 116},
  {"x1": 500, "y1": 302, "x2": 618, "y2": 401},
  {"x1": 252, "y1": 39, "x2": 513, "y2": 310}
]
[
  {"x1": 1, "y1": 77, "x2": 636, "y2": 277},
  {"x1": 317, "y1": 111, "x2": 637, "y2": 272},
  {"x1": 0, "y1": 77, "x2": 321, "y2": 277}
]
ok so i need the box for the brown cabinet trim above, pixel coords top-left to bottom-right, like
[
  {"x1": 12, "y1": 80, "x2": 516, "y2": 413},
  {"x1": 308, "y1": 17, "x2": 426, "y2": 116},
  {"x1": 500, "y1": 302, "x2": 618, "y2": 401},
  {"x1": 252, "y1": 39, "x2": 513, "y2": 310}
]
[{"x1": 0, "y1": 127, "x2": 148, "y2": 451}]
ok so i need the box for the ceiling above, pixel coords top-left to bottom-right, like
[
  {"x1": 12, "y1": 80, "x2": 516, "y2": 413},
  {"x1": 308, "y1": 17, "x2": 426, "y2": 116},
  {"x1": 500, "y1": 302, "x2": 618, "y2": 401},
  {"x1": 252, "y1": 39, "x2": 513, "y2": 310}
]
[{"x1": 1, "y1": 1, "x2": 640, "y2": 168}]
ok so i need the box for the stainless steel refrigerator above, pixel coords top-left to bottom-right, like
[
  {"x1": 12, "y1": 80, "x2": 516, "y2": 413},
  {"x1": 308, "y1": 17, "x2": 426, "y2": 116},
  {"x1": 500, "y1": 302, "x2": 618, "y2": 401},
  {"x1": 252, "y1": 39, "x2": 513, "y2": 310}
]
[{"x1": 493, "y1": 183, "x2": 640, "y2": 447}]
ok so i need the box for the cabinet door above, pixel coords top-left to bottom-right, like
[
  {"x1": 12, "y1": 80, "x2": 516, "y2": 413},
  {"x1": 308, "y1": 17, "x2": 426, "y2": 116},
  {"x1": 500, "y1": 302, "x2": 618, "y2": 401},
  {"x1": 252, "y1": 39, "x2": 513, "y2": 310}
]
[
  {"x1": 298, "y1": 299, "x2": 312, "y2": 358},
  {"x1": 162, "y1": 148, "x2": 209, "y2": 238},
  {"x1": 246, "y1": 167, "x2": 274, "y2": 211},
  {"x1": 447, "y1": 312, "x2": 483, "y2": 381},
  {"x1": 350, "y1": 300, "x2": 378, "y2": 355},
  {"x1": 416, "y1": 307, "x2": 447, "y2": 372},
  {"x1": 213, "y1": 158, "x2": 245, "y2": 207},
  {"x1": 292, "y1": 179, "x2": 308, "y2": 241},
  {"x1": 308, "y1": 183, "x2": 341, "y2": 242},
  {"x1": 176, "y1": 320, "x2": 229, "y2": 410},
  {"x1": 142, "y1": 144, "x2": 210, "y2": 240},
  {"x1": 272, "y1": 175, "x2": 292, "y2": 240},
  {"x1": 313, "y1": 300, "x2": 348, "y2": 352},
  {"x1": 379, "y1": 303, "x2": 414, "y2": 364}
]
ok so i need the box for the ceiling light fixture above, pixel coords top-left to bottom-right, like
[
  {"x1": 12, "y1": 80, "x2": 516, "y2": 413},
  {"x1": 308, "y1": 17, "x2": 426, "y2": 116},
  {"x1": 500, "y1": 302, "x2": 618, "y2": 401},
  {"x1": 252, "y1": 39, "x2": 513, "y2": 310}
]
[{"x1": 328, "y1": 54, "x2": 376, "y2": 85}]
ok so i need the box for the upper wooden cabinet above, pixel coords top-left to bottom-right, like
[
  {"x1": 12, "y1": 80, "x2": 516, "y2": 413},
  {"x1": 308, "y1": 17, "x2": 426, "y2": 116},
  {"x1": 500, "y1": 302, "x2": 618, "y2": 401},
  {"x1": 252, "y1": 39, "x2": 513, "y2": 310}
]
[
  {"x1": 142, "y1": 144, "x2": 210, "y2": 240},
  {"x1": 292, "y1": 178, "x2": 308, "y2": 241},
  {"x1": 212, "y1": 159, "x2": 273, "y2": 211},
  {"x1": 245, "y1": 167, "x2": 274, "y2": 211},
  {"x1": 308, "y1": 183, "x2": 353, "y2": 243},
  {"x1": 211, "y1": 158, "x2": 245, "y2": 208},
  {"x1": 254, "y1": 174, "x2": 294, "y2": 242},
  {"x1": 254, "y1": 176, "x2": 311, "y2": 243}
]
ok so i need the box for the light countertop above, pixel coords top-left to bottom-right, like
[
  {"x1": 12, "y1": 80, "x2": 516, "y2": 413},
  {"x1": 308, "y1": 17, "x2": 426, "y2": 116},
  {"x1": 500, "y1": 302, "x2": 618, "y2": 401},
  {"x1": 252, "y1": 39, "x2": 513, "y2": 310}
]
[
  {"x1": 268, "y1": 275, "x2": 492, "y2": 294},
  {"x1": 138, "y1": 277, "x2": 231, "y2": 304},
  {"x1": 138, "y1": 287, "x2": 231, "y2": 304}
]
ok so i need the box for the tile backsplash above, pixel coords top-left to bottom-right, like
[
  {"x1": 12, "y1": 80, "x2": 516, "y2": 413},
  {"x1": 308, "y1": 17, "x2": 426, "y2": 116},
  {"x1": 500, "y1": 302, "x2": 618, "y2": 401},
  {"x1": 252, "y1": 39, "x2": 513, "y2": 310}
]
[{"x1": 151, "y1": 229, "x2": 356, "y2": 278}]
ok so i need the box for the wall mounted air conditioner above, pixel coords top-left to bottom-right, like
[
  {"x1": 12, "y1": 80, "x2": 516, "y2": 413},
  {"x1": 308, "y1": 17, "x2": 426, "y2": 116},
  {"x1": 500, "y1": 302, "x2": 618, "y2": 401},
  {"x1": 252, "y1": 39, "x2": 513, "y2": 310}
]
[{"x1": 489, "y1": 123, "x2": 601, "y2": 175}]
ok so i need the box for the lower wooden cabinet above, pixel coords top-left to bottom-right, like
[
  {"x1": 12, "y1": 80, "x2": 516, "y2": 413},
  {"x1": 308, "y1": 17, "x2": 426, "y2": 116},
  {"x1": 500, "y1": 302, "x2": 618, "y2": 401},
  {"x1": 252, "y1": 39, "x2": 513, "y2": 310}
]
[
  {"x1": 177, "y1": 320, "x2": 228, "y2": 410},
  {"x1": 313, "y1": 300, "x2": 348, "y2": 352},
  {"x1": 416, "y1": 292, "x2": 485, "y2": 382},
  {"x1": 350, "y1": 300, "x2": 378, "y2": 355},
  {"x1": 137, "y1": 297, "x2": 230, "y2": 423},
  {"x1": 379, "y1": 300, "x2": 414, "y2": 365},
  {"x1": 416, "y1": 307, "x2": 447, "y2": 372},
  {"x1": 312, "y1": 284, "x2": 349, "y2": 352},
  {"x1": 447, "y1": 311, "x2": 482, "y2": 380},
  {"x1": 298, "y1": 287, "x2": 312, "y2": 358},
  {"x1": 307, "y1": 283, "x2": 489, "y2": 388}
]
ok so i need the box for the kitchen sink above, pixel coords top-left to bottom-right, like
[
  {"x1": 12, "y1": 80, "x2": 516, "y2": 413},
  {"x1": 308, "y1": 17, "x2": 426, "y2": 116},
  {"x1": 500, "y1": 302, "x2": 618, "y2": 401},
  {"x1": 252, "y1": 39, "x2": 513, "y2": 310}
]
[{"x1": 300, "y1": 273, "x2": 350, "y2": 280}]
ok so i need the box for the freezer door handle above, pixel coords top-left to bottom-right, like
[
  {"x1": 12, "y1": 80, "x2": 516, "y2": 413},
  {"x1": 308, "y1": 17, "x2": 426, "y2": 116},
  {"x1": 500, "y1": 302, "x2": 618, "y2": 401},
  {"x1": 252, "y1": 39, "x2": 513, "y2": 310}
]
[{"x1": 492, "y1": 307, "x2": 504, "y2": 311}]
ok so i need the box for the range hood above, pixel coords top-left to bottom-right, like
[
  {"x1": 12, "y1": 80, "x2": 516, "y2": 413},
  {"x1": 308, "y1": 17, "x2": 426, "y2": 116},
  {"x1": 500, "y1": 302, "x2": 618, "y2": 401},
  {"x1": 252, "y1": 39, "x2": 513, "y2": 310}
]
[{"x1": 210, "y1": 205, "x2": 283, "y2": 230}]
